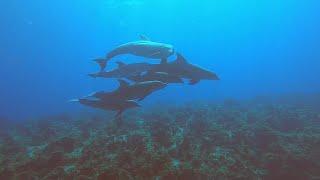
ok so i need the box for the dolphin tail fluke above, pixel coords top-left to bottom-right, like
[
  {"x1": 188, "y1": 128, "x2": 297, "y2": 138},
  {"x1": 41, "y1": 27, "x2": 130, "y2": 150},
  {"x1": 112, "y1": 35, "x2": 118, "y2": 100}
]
[{"x1": 93, "y1": 58, "x2": 108, "y2": 72}]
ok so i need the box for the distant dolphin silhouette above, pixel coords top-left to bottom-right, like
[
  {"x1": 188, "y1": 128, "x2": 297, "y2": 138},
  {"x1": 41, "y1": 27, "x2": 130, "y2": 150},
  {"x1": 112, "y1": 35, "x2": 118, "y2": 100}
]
[
  {"x1": 89, "y1": 61, "x2": 155, "y2": 79},
  {"x1": 94, "y1": 35, "x2": 174, "y2": 71},
  {"x1": 150, "y1": 53, "x2": 219, "y2": 85}
]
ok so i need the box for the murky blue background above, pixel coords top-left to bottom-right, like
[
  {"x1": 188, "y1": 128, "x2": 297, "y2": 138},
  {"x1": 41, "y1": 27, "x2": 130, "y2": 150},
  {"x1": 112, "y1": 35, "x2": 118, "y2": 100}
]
[{"x1": 1, "y1": 0, "x2": 320, "y2": 120}]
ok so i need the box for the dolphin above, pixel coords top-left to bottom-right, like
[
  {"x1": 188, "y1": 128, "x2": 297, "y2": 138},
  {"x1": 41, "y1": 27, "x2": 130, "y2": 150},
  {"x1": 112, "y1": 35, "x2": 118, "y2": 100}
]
[
  {"x1": 149, "y1": 53, "x2": 219, "y2": 85},
  {"x1": 128, "y1": 71, "x2": 184, "y2": 84},
  {"x1": 94, "y1": 35, "x2": 175, "y2": 71},
  {"x1": 89, "y1": 61, "x2": 155, "y2": 79},
  {"x1": 71, "y1": 97, "x2": 140, "y2": 117},
  {"x1": 90, "y1": 79, "x2": 167, "y2": 101}
]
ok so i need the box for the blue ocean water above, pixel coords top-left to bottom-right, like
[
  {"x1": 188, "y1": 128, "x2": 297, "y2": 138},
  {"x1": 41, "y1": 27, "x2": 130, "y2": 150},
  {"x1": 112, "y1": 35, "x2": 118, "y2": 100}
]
[{"x1": 1, "y1": 0, "x2": 320, "y2": 120}]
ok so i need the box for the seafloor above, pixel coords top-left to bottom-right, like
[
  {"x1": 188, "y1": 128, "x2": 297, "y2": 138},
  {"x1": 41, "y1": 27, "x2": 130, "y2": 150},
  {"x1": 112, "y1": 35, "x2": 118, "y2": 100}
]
[{"x1": 0, "y1": 95, "x2": 319, "y2": 180}]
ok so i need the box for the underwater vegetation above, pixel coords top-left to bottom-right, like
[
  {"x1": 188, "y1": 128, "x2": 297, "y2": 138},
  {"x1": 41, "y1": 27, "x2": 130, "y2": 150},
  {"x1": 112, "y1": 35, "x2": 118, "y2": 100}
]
[{"x1": 0, "y1": 95, "x2": 319, "y2": 179}]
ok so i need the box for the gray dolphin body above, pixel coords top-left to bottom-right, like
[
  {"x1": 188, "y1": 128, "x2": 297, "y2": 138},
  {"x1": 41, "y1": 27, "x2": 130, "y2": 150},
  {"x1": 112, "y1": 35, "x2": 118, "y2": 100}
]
[
  {"x1": 128, "y1": 71, "x2": 184, "y2": 84},
  {"x1": 150, "y1": 53, "x2": 220, "y2": 85},
  {"x1": 94, "y1": 36, "x2": 174, "y2": 71},
  {"x1": 72, "y1": 98, "x2": 140, "y2": 117},
  {"x1": 91, "y1": 79, "x2": 167, "y2": 101},
  {"x1": 89, "y1": 62, "x2": 156, "y2": 79}
]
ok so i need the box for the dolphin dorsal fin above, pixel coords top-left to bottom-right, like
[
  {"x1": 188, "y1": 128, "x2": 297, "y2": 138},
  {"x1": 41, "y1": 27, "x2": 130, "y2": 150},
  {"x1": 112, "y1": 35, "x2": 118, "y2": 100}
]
[
  {"x1": 116, "y1": 61, "x2": 126, "y2": 68},
  {"x1": 139, "y1": 34, "x2": 150, "y2": 41},
  {"x1": 175, "y1": 53, "x2": 188, "y2": 64},
  {"x1": 118, "y1": 79, "x2": 130, "y2": 89}
]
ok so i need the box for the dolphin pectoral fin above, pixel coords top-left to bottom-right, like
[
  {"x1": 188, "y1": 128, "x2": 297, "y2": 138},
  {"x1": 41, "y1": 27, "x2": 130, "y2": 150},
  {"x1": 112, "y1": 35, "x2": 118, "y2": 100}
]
[
  {"x1": 161, "y1": 58, "x2": 168, "y2": 64},
  {"x1": 139, "y1": 34, "x2": 150, "y2": 41},
  {"x1": 189, "y1": 79, "x2": 200, "y2": 85},
  {"x1": 93, "y1": 58, "x2": 107, "y2": 72}
]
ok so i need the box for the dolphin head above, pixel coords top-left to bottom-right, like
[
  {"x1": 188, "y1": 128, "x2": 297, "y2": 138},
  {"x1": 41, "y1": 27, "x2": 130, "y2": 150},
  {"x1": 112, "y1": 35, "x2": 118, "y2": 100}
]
[
  {"x1": 193, "y1": 68, "x2": 220, "y2": 80},
  {"x1": 174, "y1": 53, "x2": 220, "y2": 81},
  {"x1": 77, "y1": 98, "x2": 101, "y2": 108}
]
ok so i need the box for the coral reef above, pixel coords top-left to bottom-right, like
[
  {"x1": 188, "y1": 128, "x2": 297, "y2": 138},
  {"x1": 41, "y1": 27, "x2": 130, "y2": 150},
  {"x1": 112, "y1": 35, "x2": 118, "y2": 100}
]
[{"x1": 0, "y1": 97, "x2": 319, "y2": 179}]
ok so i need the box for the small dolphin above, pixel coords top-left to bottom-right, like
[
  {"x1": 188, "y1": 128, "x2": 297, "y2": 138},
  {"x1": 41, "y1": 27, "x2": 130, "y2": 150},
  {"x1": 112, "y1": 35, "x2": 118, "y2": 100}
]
[
  {"x1": 150, "y1": 53, "x2": 219, "y2": 85},
  {"x1": 91, "y1": 79, "x2": 167, "y2": 101},
  {"x1": 128, "y1": 71, "x2": 184, "y2": 84},
  {"x1": 89, "y1": 61, "x2": 155, "y2": 79},
  {"x1": 71, "y1": 97, "x2": 140, "y2": 117},
  {"x1": 94, "y1": 35, "x2": 174, "y2": 71}
]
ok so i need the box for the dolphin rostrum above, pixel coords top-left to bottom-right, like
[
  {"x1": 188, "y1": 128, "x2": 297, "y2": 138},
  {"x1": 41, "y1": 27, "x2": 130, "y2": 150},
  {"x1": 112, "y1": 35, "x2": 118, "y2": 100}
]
[
  {"x1": 149, "y1": 53, "x2": 219, "y2": 85},
  {"x1": 89, "y1": 61, "x2": 155, "y2": 79},
  {"x1": 90, "y1": 79, "x2": 167, "y2": 101},
  {"x1": 128, "y1": 71, "x2": 184, "y2": 84},
  {"x1": 94, "y1": 35, "x2": 174, "y2": 71}
]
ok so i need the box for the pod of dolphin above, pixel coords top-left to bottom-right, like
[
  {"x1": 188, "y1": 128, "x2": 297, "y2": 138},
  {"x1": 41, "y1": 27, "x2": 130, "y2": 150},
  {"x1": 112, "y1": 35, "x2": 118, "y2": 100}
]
[{"x1": 72, "y1": 35, "x2": 219, "y2": 119}]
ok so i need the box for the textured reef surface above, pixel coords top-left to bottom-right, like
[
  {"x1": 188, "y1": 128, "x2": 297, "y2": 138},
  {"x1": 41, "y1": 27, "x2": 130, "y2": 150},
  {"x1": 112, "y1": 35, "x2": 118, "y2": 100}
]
[{"x1": 1, "y1": 96, "x2": 320, "y2": 179}]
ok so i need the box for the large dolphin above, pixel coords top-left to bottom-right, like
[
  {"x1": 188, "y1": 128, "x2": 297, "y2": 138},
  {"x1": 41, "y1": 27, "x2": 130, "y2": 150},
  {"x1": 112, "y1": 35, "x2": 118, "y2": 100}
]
[
  {"x1": 89, "y1": 61, "x2": 155, "y2": 79},
  {"x1": 90, "y1": 79, "x2": 167, "y2": 101},
  {"x1": 149, "y1": 53, "x2": 220, "y2": 85},
  {"x1": 70, "y1": 98, "x2": 140, "y2": 117},
  {"x1": 94, "y1": 35, "x2": 174, "y2": 71},
  {"x1": 128, "y1": 71, "x2": 184, "y2": 84}
]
